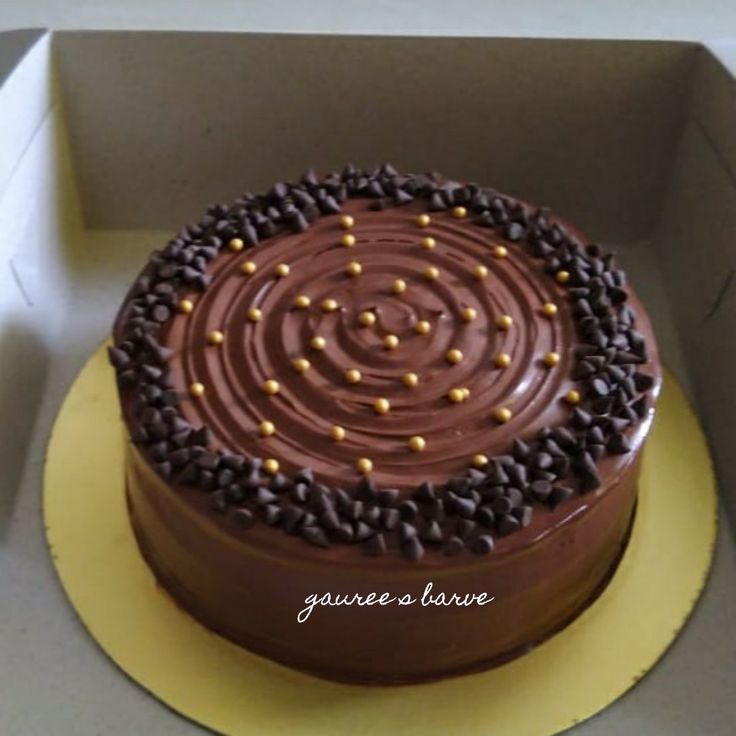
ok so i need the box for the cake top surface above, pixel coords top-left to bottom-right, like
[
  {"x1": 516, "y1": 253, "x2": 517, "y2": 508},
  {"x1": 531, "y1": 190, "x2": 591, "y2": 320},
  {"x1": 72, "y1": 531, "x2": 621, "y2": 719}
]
[{"x1": 110, "y1": 164, "x2": 660, "y2": 562}]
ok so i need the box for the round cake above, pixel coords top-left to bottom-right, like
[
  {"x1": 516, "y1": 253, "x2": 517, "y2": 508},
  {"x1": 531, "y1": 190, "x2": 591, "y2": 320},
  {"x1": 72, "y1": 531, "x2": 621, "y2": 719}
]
[{"x1": 109, "y1": 164, "x2": 662, "y2": 684}]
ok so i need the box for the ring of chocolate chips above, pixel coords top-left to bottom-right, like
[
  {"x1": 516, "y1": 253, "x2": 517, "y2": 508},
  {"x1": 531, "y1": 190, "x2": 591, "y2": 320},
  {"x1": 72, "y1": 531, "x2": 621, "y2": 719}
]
[{"x1": 109, "y1": 164, "x2": 655, "y2": 562}]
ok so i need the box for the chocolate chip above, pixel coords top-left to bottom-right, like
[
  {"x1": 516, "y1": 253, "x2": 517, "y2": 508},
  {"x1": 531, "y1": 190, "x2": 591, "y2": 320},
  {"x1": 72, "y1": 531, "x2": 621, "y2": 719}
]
[
  {"x1": 302, "y1": 526, "x2": 330, "y2": 548},
  {"x1": 497, "y1": 514, "x2": 520, "y2": 536},
  {"x1": 263, "y1": 505, "x2": 282, "y2": 525},
  {"x1": 443, "y1": 536, "x2": 465, "y2": 556},
  {"x1": 421, "y1": 520, "x2": 443, "y2": 544},
  {"x1": 378, "y1": 488, "x2": 400, "y2": 507},
  {"x1": 197, "y1": 452, "x2": 220, "y2": 471},
  {"x1": 413, "y1": 481, "x2": 436, "y2": 503},
  {"x1": 529, "y1": 480, "x2": 552, "y2": 501},
  {"x1": 282, "y1": 505, "x2": 305, "y2": 534},
  {"x1": 512, "y1": 438, "x2": 530, "y2": 460},
  {"x1": 549, "y1": 485, "x2": 574, "y2": 509},
  {"x1": 633, "y1": 372, "x2": 655, "y2": 391},
  {"x1": 399, "y1": 500, "x2": 419, "y2": 520},
  {"x1": 363, "y1": 533, "x2": 387, "y2": 556},
  {"x1": 531, "y1": 452, "x2": 553, "y2": 470},
  {"x1": 512, "y1": 505, "x2": 533, "y2": 527},
  {"x1": 456, "y1": 518, "x2": 477, "y2": 539},
  {"x1": 361, "y1": 505, "x2": 381, "y2": 527},
  {"x1": 399, "y1": 521, "x2": 417, "y2": 542},
  {"x1": 505, "y1": 222, "x2": 525, "y2": 241},
  {"x1": 381, "y1": 507, "x2": 400, "y2": 530},
  {"x1": 486, "y1": 462, "x2": 509, "y2": 485},
  {"x1": 476, "y1": 506, "x2": 495, "y2": 528},
  {"x1": 255, "y1": 486, "x2": 278, "y2": 506},
  {"x1": 107, "y1": 346, "x2": 130, "y2": 369},
  {"x1": 506, "y1": 464, "x2": 528, "y2": 488},
  {"x1": 294, "y1": 467, "x2": 314, "y2": 485},
  {"x1": 577, "y1": 452, "x2": 601, "y2": 492},
  {"x1": 452, "y1": 494, "x2": 477, "y2": 518},
  {"x1": 491, "y1": 496, "x2": 513, "y2": 515},
  {"x1": 402, "y1": 537, "x2": 424, "y2": 562},
  {"x1": 607, "y1": 432, "x2": 631, "y2": 454},
  {"x1": 471, "y1": 535, "x2": 495, "y2": 554},
  {"x1": 630, "y1": 395, "x2": 648, "y2": 418},
  {"x1": 231, "y1": 508, "x2": 254, "y2": 528},
  {"x1": 506, "y1": 487, "x2": 524, "y2": 507},
  {"x1": 356, "y1": 477, "x2": 378, "y2": 503}
]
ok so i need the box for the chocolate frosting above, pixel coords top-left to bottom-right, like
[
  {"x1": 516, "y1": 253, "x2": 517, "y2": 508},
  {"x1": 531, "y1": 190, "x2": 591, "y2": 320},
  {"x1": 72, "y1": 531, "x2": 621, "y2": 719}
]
[{"x1": 166, "y1": 198, "x2": 577, "y2": 490}]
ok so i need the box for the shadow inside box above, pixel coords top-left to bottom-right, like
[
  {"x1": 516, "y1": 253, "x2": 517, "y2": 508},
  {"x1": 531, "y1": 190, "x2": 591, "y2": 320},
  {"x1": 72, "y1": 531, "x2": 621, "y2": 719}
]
[{"x1": 0, "y1": 318, "x2": 50, "y2": 539}]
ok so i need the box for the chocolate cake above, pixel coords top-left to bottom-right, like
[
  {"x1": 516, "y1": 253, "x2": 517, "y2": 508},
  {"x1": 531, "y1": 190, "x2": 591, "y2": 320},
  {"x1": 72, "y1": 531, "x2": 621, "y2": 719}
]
[{"x1": 109, "y1": 164, "x2": 662, "y2": 684}]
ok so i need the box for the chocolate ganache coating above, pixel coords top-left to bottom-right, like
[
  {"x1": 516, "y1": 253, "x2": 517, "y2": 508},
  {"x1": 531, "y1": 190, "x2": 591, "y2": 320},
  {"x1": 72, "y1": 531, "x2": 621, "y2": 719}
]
[{"x1": 111, "y1": 165, "x2": 660, "y2": 566}]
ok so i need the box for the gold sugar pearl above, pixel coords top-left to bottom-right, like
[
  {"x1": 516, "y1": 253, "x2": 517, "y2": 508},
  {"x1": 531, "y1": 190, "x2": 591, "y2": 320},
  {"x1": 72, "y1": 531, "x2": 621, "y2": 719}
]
[
  {"x1": 263, "y1": 458, "x2": 280, "y2": 475},
  {"x1": 259, "y1": 420, "x2": 275, "y2": 437},
  {"x1": 421, "y1": 236, "x2": 436, "y2": 250},
  {"x1": 544, "y1": 351, "x2": 561, "y2": 367},
  {"x1": 294, "y1": 294, "x2": 311, "y2": 309},
  {"x1": 292, "y1": 358, "x2": 311, "y2": 373},
  {"x1": 448, "y1": 387, "x2": 466, "y2": 403},
  {"x1": 494, "y1": 407, "x2": 513, "y2": 424},
  {"x1": 262, "y1": 379, "x2": 280, "y2": 395},
  {"x1": 542, "y1": 302, "x2": 558, "y2": 317},
  {"x1": 461, "y1": 387, "x2": 471, "y2": 400},
  {"x1": 374, "y1": 397, "x2": 391, "y2": 415},
  {"x1": 417, "y1": 213, "x2": 431, "y2": 228},
  {"x1": 409, "y1": 436, "x2": 426, "y2": 452},
  {"x1": 247, "y1": 307, "x2": 262, "y2": 322},
  {"x1": 496, "y1": 314, "x2": 513, "y2": 330},
  {"x1": 473, "y1": 264, "x2": 488, "y2": 280},
  {"x1": 402, "y1": 372, "x2": 419, "y2": 387},
  {"x1": 495, "y1": 353, "x2": 511, "y2": 368},
  {"x1": 339, "y1": 214, "x2": 355, "y2": 230},
  {"x1": 393, "y1": 278, "x2": 407, "y2": 294},
  {"x1": 331, "y1": 425, "x2": 346, "y2": 442},
  {"x1": 358, "y1": 310, "x2": 376, "y2": 327},
  {"x1": 345, "y1": 368, "x2": 362, "y2": 384},
  {"x1": 228, "y1": 237, "x2": 244, "y2": 252},
  {"x1": 384, "y1": 334, "x2": 399, "y2": 350},
  {"x1": 556, "y1": 270, "x2": 570, "y2": 284},
  {"x1": 178, "y1": 298, "x2": 194, "y2": 314},
  {"x1": 241, "y1": 260, "x2": 257, "y2": 275},
  {"x1": 446, "y1": 348, "x2": 463, "y2": 365},
  {"x1": 415, "y1": 320, "x2": 431, "y2": 335},
  {"x1": 472, "y1": 453, "x2": 489, "y2": 468},
  {"x1": 346, "y1": 261, "x2": 362, "y2": 277},
  {"x1": 340, "y1": 233, "x2": 356, "y2": 247},
  {"x1": 461, "y1": 307, "x2": 477, "y2": 322},
  {"x1": 451, "y1": 206, "x2": 467, "y2": 219},
  {"x1": 356, "y1": 457, "x2": 373, "y2": 474},
  {"x1": 492, "y1": 244, "x2": 508, "y2": 259},
  {"x1": 321, "y1": 298, "x2": 339, "y2": 313},
  {"x1": 424, "y1": 266, "x2": 439, "y2": 281},
  {"x1": 189, "y1": 382, "x2": 205, "y2": 397},
  {"x1": 207, "y1": 330, "x2": 224, "y2": 345},
  {"x1": 274, "y1": 263, "x2": 290, "y2": 278},
  {"x1": 310, "y1": 336, "x2": 326, "y2": 350},
  {"x1": 564, "y1": 389, "x2": 581, "y2": 405}
]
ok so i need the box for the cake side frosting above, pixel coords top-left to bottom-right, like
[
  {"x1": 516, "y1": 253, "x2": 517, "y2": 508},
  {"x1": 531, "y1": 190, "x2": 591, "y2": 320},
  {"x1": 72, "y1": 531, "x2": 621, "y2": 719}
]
[{"x1": 109, "y1": 165, "x2": 660, "y2": 562}]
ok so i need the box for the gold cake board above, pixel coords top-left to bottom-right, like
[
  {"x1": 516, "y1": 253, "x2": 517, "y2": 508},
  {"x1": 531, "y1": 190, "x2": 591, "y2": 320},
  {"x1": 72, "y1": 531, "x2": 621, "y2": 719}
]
[{"x1": 44, "y1": 344, "x2": 717, "y2": 736}]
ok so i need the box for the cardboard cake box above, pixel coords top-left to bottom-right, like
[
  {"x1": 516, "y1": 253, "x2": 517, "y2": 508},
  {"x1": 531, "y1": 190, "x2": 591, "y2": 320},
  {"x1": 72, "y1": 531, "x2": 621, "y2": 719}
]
[{"x1": 1, "y1": 29, "x2": 735, "y2": 734}]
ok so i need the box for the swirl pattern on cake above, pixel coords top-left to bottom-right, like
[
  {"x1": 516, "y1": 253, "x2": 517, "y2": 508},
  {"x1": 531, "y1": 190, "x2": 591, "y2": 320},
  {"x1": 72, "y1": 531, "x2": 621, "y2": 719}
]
[{"x1": 110, "y1": 164, "x2": 657, "y2": 561}]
